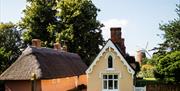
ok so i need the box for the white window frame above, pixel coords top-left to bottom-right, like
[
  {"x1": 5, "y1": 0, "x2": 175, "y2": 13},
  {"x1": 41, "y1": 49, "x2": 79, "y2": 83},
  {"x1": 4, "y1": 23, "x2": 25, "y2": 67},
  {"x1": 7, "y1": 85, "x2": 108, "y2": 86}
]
[{"x1": 102, "y1": 74, "x2": 119, "y2": 91}]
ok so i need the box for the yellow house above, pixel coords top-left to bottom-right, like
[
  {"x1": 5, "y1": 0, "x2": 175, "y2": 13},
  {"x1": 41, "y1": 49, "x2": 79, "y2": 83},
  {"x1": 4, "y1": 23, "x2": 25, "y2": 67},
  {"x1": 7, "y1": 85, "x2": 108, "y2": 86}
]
[{"x1": 86, "y1": 27, "x2": 137, "y2": 91}]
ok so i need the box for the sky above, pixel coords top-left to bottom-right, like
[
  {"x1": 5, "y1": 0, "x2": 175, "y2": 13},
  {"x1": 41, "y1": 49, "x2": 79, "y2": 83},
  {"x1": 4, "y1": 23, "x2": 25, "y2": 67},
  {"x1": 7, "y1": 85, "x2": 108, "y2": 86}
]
[{"x1": 0, "y1": 0, "x2": 179, "y2": 56}]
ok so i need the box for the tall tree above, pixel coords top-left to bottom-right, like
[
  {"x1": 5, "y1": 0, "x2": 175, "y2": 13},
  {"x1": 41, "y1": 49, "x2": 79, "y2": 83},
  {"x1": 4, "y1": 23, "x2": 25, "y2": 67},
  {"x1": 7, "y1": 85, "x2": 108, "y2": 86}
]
[
  {"x1": 155, "y1": 4, "x2": 180, "y2": 54},
  {"x1": 153, "y1": 4, "x2": 180, "y2": 83},
  {"x1": 57, "y1": 0, "x2": 104, "y2": 65},
  {"x1": 20, "y1": 0, "x2": 59, "y2": 47},
  {"x1": 0, "y1": 23, "x2": 22, "y2": 73}
]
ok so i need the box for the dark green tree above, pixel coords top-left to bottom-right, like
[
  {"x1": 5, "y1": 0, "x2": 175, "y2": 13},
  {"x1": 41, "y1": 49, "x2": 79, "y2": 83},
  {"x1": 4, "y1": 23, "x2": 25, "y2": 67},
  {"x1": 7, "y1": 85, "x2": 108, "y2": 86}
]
[
  {"x1": 57, "y1": 0, "x2": 104, "y2": 65},
  {"x1": 0, "y1": 23, "x2": 22, "y2": 73},
  {"x1": 155, "y1": 51, "x2": 180, "y2": 83},
  {"x1": 155, "y1": 4, "x2": 180, "y2": 54},
  {"x1": 153, "y1": 4, "x2": 180, "y2": 84},
  {"x1": 20, "y1": 0, "x2": 59, "y2": 47}
]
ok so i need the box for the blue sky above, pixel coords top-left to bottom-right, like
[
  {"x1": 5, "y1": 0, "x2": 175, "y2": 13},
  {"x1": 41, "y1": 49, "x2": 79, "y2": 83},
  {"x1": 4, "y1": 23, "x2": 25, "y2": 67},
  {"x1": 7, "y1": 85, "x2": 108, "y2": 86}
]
[{"x1": 0, "y1": 0, "x2": 179, "y2": 56}]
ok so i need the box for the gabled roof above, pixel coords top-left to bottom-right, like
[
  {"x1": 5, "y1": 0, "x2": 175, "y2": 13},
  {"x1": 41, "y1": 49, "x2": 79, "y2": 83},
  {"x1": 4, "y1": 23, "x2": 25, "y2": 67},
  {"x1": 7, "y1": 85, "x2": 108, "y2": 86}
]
[
  {"x1": 0, "y1": 47, "x2": 87, "y2": 80},
  {"x1": 86, "y1": 39, "x2": 135, "y2": 77}
]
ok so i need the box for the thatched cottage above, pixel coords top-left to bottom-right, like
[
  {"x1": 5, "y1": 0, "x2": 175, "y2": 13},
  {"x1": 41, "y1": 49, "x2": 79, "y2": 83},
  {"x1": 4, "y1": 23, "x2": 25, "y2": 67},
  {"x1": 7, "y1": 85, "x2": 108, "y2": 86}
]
[{"x1": 0, "y1": 39, "x2": 87, "y2": 91}]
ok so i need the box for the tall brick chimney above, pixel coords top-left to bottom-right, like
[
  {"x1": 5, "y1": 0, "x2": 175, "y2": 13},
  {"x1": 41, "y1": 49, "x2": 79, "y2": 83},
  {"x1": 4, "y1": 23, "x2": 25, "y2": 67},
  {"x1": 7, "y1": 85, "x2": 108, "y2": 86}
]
[
  {"x1": 32, "y1": 39, "x2": 41, "y2": 48},
  {"x1": 110, "y1": 27, "x2": 126, "y2": 54},
  {"x1": 54, "y1": 43, "x2": 61, "y2": 51}
]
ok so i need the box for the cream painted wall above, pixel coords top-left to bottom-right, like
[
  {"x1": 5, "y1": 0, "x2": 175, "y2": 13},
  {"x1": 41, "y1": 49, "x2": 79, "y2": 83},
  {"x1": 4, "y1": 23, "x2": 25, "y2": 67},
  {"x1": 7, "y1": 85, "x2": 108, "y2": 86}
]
[{"x1": 87, "y1": 48, "x2": 134, "y2": 91}]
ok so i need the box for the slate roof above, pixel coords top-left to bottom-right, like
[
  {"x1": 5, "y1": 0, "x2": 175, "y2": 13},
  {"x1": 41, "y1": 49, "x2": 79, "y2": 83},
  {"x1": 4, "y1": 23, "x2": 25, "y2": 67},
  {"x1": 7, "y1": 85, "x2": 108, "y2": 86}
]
[
  {"x1": 0, "y1": 46, "x2": 87, "y2": 80},
  {"x1": 113, "y1": 40, "x2": 139, "y2": 72}
]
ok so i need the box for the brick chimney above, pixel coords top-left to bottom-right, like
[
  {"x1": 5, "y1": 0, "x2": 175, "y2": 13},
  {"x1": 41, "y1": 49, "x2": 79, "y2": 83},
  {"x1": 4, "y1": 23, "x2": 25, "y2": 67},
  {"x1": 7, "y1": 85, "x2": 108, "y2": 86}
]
[
  {"x1": 54, "y1": 43, "x2": 61, "y2": 51},
  {"x1": 110, "y1": 27, "x2": 126, "y2": 54},
  {"x1": 32, "y1": 39, "x2": 41, "y2": 48}
]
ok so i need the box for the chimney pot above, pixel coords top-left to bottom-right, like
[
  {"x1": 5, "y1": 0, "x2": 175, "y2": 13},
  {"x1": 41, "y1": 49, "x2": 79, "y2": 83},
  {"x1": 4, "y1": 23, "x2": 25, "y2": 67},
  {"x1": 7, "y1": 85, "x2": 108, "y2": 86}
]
[
  {"x1": 54, "y1": 43, "x2": 61, "y2": 51},
  {"x1": 32, "y1": 39, "x2": 41, "y2": 48},
  {"x1": 110, "y1": 27, "x2": 122, "y2": 43}
]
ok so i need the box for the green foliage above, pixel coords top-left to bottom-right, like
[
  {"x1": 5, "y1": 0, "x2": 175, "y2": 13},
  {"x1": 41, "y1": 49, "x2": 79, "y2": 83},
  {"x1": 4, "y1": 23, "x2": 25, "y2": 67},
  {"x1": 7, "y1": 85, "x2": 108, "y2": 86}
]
[
  {"x1": 151, "y1": 4, "x2": 180, "y2": 84},
  {"x1": 0, "y1": 23, "x2": 22, "y2": 73},
  {"x1": 155, "y1": 51, "x2": 180, "y2": 83},
  {"x1": 141, "y1": 57, "x2": 149, "y2": 65},
  {"x1": 57, "y1": 0, "x2": 104, "y2": 65},
  {"x1": 155, "y1": 4, "x2": 180, "y2": 54},
  {"x1": 20, "y1": 0, "x2": 59, "y2": 47},
  {"x1": 135, "y1": 79, "x2": 159, "y2": 87},
  {"x1": 0, "y1": 48, "x2": 11, "y2": 73},
  {"x1": 137, "y1": 64, "x2": 155, "y2": 78}
]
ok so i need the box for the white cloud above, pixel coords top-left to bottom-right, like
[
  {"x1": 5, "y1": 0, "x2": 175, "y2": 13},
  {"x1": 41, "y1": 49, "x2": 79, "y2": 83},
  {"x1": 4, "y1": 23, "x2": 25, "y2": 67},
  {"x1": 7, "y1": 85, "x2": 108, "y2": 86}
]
[{"x1": 101, "y1": 19, "x2": 128, "y2": 40}]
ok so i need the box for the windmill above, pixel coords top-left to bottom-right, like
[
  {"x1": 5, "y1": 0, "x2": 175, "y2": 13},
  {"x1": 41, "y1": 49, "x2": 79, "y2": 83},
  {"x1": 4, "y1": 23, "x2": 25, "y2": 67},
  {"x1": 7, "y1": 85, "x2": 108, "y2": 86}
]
[{"x1": 136, "y1": 42, "x2": 151, "y2": 65}]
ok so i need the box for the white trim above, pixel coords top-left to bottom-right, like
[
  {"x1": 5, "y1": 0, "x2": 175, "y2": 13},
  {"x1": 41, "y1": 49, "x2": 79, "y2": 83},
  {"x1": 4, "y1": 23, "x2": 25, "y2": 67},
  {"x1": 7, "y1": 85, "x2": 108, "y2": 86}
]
[
  {"x1": 106, "y1": 68, "x2": 115, "y2": 71},
  {"x1": 86, "y1": 40, "x2": 135, "y2": 78}
]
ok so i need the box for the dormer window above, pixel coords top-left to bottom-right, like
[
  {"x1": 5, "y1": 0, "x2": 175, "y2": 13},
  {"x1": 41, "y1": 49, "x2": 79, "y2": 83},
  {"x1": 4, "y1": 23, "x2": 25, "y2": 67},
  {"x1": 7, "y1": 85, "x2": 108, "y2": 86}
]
[{"x1": 108, "y1": 56, "x2": 113, "y2": 68}]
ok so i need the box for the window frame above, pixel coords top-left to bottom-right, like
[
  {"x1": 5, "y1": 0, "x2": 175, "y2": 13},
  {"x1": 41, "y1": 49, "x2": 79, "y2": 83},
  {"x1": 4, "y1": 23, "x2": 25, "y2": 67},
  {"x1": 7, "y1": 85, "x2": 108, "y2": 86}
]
[{"x1": 102, "y1": 74, "x2": 119, "y2": 91}]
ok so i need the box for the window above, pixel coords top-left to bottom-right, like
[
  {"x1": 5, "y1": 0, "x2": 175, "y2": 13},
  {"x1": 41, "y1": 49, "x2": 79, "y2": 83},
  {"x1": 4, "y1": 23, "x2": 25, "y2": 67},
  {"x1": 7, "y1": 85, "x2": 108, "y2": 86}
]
[
  {"x1": 103, "y1": 74, "x2": 118, "y2": 91},
  {"x1": 108, "y1": 56, "x2": 113, "y2": 68}
]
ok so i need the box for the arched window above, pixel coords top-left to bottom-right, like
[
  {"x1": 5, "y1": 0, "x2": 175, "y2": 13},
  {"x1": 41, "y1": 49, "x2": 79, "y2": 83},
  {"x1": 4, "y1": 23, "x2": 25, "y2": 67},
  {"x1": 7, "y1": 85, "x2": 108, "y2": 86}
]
[{"x1": 108, "y1": 56, "x2": 113, "y2": 68}]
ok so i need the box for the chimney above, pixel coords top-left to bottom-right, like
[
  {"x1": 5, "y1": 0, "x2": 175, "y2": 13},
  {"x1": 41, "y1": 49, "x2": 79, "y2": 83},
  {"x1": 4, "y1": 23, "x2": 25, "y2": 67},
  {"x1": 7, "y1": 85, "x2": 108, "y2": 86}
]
[
  {"x1": 32, "y1": 39, "x2": 41, "y2": 48},
  {"x1": 54, "y1": 43, "x2": 61, "y2": 51},
  {"x1": 110, "y1": 27, "x2": 126, "y2": 54},
  {"x1": 120, "y1": 38, "x2": 126, "y2": 54}
]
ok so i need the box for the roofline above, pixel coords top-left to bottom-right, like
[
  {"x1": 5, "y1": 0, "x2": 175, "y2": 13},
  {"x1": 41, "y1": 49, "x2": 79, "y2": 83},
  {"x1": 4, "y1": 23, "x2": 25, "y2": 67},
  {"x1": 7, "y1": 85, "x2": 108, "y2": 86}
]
[{"x1": 86, "y1": 39, "x2": 135, "y2": 77}]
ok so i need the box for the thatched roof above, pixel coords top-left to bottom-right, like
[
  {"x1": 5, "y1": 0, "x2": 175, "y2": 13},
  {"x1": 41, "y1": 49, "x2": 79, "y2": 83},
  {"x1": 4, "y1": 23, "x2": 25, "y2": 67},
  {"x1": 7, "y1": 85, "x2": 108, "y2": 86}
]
[{"x1": 0, "y1": 47, "x2": 87, "y2": 80}]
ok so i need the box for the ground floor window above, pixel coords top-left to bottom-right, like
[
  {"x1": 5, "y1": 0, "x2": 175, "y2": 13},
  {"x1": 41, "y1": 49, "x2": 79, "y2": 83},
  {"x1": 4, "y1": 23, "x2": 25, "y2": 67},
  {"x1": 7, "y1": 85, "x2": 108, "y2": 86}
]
[{"x1": 103, "y1": 74, "x2": 118, "y2": 90}]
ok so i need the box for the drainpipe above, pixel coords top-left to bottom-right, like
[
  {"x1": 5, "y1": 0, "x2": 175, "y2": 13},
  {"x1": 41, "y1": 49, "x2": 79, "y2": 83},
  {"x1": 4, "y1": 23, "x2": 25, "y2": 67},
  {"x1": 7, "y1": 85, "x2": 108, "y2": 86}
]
[{"x1": 31, "y1": 73, "x2": 36, "y2": 91}]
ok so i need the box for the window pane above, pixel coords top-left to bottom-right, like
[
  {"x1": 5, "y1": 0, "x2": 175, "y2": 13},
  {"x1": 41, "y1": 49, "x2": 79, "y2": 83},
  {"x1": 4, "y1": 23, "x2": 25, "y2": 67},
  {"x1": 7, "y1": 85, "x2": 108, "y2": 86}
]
[
  {"x1": 103, "y1": 80, "x2": 107, "y2": 89},
  {"x1": 114, "y1": 75, "x2": 118, "y2": 79},
  {"x1": 108, "y1": 80, "x2": 113, "y2": 89},
  {"x1": 114, "y1": 80, "x2": 118, "y2": 89},
  {"x1": 103, "y1": 75, "x2": 107, "y2": 79},
  {"x1": 108, "y1": 75, "x2": 113, "y2": 79}
]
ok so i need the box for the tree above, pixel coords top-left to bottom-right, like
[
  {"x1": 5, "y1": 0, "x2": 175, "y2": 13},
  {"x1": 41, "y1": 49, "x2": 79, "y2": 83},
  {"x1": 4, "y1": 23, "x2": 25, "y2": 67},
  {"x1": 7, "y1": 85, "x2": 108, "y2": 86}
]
[
  {"x1": 155, "y1": 4, "x2": 180, "y2": 54},
  {"x1": 153, "y1": 4, "x2": 180, "y2": 83},
  {"x1": 137, "y1": 64, "x2": 155, "y2": 78},
  {"x1": 20, "y1": 0, "x2": 59, "y2": 47},
  {"x1": 155, "y1": 51, "x2": 180, "y2": 83},
  {"x1": 57, "y1": 0, "x2": 104, "y2": 65},
  {"x1": 0, "y1": 23, "x2": 22, "y2": 73}
]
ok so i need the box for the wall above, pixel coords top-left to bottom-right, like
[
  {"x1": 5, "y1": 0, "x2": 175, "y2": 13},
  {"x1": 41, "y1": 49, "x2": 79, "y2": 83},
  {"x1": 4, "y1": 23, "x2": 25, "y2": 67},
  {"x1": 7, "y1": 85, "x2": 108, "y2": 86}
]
[
  {"x1": 41, "y1": 74, "x2": 87, "y2": 91},
  {"x1": 87, "y1": 48, "x2": 134, "y2": 91},
  {"x1": 4, "y1": 75, "x2": 87, "y2": 91},
  {"x1": 5, "y1": 80, "x2": 41, "y2": 91}
]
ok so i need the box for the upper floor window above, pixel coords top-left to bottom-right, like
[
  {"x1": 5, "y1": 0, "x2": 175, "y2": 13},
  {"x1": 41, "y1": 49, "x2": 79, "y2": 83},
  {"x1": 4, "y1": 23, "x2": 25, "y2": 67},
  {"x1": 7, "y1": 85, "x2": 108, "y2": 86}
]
[{"x1": 108, "y1": 56, "x2": 113, "y2": 68}]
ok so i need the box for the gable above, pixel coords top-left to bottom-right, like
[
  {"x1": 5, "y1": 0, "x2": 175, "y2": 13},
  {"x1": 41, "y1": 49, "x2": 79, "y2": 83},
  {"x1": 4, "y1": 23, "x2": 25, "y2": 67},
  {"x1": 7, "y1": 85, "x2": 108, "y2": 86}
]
[{"x1": 86, "y1": 39, "x2": 135, "y2": 78}]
